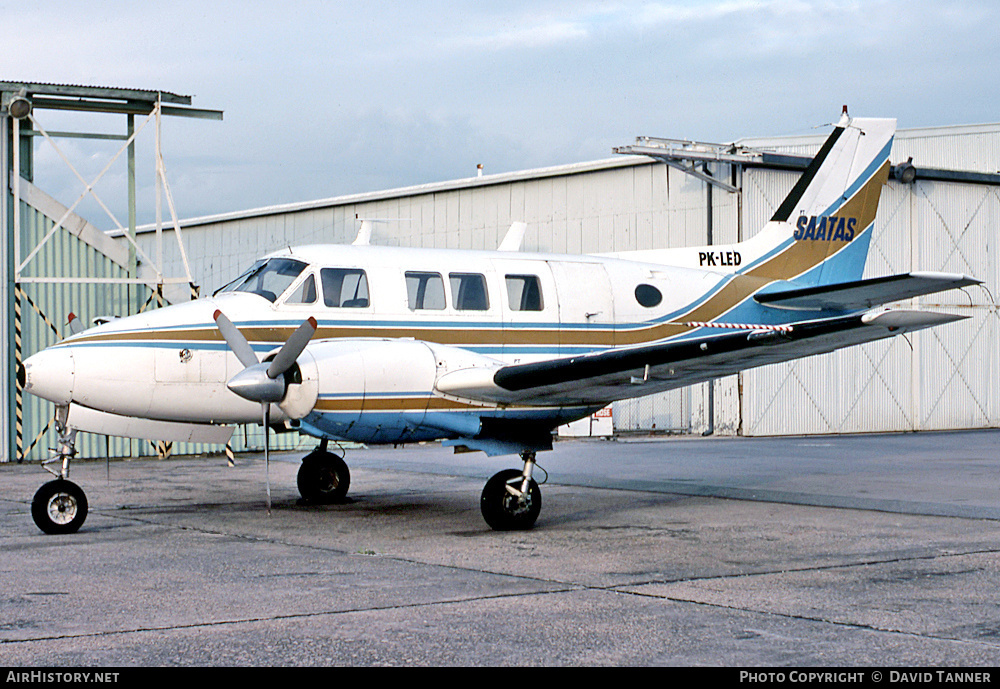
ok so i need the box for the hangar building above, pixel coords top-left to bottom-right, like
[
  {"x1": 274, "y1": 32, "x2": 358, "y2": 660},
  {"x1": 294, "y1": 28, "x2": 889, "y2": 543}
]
[
  {"x1": 5, "y1": 92, "x2": 999, "y2": 460},
  {"x1": 126, "y1": 119, "x2": 1000, "y2": 450}
]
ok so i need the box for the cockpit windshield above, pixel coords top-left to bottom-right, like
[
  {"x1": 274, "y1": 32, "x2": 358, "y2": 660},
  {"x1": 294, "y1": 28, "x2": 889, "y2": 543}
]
[{"x1": 215, "y1": 258, "x2": 307, "y2": 303}]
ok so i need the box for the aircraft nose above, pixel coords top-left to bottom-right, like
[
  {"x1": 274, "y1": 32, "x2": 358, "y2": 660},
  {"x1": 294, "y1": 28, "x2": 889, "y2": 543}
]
[{"x1": 21, "y1": 347, "x2": 75, "y2": 405}]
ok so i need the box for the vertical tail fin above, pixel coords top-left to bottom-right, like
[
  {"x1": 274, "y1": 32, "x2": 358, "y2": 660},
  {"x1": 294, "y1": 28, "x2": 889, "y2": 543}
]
[{"x1": 743, "y1": 114, "x2": 896, "y2": 286}]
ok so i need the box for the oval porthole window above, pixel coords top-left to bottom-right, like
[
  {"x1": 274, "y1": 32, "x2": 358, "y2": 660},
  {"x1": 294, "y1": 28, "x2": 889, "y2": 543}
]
[{"x1": 634, "y1": 284, "x2": 662, "y2": 308}]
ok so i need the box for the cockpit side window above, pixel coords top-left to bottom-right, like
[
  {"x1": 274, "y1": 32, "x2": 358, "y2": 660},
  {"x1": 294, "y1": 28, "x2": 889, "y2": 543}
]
[
  {"x1": 284, "y1": 273, "x2": 317, "y2": 305},
  {"x1": 321, "y1": 268, "x2": 370, "y2": 308},
  {"x1": 218, "y1": 258, "x2": 306, "y2": 303}
]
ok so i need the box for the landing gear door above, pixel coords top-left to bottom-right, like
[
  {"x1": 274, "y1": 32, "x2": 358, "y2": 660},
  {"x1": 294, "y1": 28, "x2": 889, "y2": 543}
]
[{"x1": 547, "y1": 260, "x2": 615, "y2": 354}]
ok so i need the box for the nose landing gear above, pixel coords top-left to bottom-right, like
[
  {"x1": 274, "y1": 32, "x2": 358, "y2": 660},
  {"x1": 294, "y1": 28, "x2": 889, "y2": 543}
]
[
  {"x1": 32, "y1": 478, "x2": 88, "y2": 535},
  {"x1": 31, "y1": 411, "x2": 88, "y2": 535}
]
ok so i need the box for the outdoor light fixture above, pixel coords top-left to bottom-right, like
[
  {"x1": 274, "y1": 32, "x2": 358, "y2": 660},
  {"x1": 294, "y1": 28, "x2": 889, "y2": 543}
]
[
  {"x1": 894, "y1": 157, "x2": 916, "y2": 184},
  {"x1": 7, "y1": 92, "x2": 31, "y2": 119}
]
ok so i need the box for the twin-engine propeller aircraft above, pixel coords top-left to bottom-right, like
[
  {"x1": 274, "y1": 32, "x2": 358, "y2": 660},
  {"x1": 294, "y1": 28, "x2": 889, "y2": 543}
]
[{"x1": 21, "y1": 113, "x2": 980, "y2": 534}]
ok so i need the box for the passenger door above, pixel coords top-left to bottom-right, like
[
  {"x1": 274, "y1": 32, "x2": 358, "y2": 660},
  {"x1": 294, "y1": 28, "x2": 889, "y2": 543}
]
[{"x1": 547, "y1": 260, "x2": 616, "y2": 354}]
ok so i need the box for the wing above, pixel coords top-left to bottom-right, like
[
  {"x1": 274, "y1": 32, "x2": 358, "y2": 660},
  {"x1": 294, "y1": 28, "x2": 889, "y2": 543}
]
[{"x1": 436, "y1": 310, "x2": 967, "y2": 406}]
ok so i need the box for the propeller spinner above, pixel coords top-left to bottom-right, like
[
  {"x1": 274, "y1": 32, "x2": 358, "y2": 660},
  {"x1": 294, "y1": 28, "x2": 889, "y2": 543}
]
[{"x1": 213, "y1": 310, "x2": 318, "y2": 511}]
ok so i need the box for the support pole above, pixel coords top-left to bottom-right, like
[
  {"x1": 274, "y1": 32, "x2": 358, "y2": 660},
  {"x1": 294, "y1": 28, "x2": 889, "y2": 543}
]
[
  {"x1": 703, "y1": 164, "x2": 714, "y2": 437},
  {"x1": 2, "y1": 112, "x2": 11, "y2": 463},
  {"x1": 154, "y1": 97, "x2": 163, "y2": 286},
  {"x1": 12, "y1": 116, "x2": 19, "y2": 281},
  {"x1": 12, "y1": 115, "x2": 21, "y2": 459},
  {"x1": 14, "y1": 286, "x2": 22, "y2": 462},
  {"x1": 127, "y1": 112, "x2": 137, "y2": 313}
]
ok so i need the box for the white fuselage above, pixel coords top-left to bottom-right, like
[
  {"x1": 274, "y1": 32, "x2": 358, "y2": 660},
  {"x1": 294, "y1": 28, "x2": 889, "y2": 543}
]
[{"x1": 23, "y1": 243, "x2": 743, "y2": 448}]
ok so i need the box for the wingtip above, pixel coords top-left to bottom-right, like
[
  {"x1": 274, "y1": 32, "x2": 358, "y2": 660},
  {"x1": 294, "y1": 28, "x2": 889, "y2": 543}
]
[{"x1": 863, "y1": 309, "x2": 968, "y2": 329}]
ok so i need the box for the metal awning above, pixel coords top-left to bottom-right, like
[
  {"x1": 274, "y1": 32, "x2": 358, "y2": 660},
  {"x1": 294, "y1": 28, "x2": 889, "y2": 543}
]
[
  {"x1": 0, "y1": 81, "x2": 222, "y2": 120},
  {"x1": 615, "y1": 135, "x2": 1000, "y2": 188}
]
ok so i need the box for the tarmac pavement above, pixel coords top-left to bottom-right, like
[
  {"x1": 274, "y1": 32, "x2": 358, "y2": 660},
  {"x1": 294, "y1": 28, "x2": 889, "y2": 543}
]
[{"x1": 1, "y1": 429, "x2": 999, "y2": 667}]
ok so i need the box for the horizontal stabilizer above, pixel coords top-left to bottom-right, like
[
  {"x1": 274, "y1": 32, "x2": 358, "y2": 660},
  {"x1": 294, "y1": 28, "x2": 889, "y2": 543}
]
[{"x1": 754, "y1": 272, "x2": 981, "y2": 311}]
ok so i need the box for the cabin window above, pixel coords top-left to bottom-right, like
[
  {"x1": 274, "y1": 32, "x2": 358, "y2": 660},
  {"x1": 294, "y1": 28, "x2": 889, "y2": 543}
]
[
  {"x1": 450, "y1": 273, "x2": 489, "y2": 311},
  {"x1": 506, "y1": 274, "x2": 543, "y2": 311},
  {"x1": 219, "y1": 257, "x2": 306, "y2": 303},
  {"x1": 285, "y1": 273, "x2": 318, "y2": 305},
  {"x1": 321, "y1": 268, "x2": 369, "y2": 308},
  {"x1": 634, "y1": 284, "x2": 663, "y2": 308},
  {"x1": 406, "y1": 271, "x2": 446, "y2": 310}
]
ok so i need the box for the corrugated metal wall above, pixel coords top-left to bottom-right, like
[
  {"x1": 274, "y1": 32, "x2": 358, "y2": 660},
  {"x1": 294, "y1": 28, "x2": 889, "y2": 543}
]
[
  {"x1": 16, "y1": 201, "x2": 142, "y2": 461},
  {"x1": 738, "y1": 126, "x2": 1000, "y2": 435}
]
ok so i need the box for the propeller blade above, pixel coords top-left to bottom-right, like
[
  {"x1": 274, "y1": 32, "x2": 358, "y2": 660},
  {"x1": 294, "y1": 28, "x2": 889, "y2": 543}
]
[
  {"x1": 262, "y1": 402, "x2": 271, "y2": 515},
  {"x1": 214, "y1": 309, "x2": 259, "y2": 369},
  {"x1": 267, "y1": 317, "x2": 317, "y2": 379}
]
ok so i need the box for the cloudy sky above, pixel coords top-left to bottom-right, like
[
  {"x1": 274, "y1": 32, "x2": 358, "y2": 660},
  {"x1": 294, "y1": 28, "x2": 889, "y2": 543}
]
[{"x1": 5, "y1": 1, "x2": 999, "y2": 228}]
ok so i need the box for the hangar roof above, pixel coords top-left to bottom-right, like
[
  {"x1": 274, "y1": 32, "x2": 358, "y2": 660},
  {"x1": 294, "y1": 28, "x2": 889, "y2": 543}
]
[
  {"x1": 126, "y1": 155, "x2": 656, "y2": 235},
  {"x1": 127, "y1": 121, "x2": 1000, "y2": 236},
  {"x1": 0, "y1": 80, "x2": 191, "y2": 103}
]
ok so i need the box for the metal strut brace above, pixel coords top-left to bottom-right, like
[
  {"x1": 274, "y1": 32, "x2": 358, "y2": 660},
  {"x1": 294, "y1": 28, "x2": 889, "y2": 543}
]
[
  {"x1": 506, "y1": 451, "x2": 536, "y2": 501},
  {"x1": 42, "y1": 407, "x2": 77, "y2": 479}
]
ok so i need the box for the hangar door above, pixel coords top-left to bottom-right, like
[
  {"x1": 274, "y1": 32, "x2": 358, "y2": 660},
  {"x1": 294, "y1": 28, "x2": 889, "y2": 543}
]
[{"x1": 739, "y1": 170, "x2": 999, "y2": 436}]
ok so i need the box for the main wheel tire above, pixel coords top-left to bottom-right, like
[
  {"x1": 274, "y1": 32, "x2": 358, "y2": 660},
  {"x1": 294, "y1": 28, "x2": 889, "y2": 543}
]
[
  {"x1": 31, "y1": 479, "x2": 88, "y2": 535},
  {"x1": 297, "y1": 450, "x2": 351, "y2": 504},
  {"x1": 480, "y1": 468, "x2": 541, "y2": 531}
]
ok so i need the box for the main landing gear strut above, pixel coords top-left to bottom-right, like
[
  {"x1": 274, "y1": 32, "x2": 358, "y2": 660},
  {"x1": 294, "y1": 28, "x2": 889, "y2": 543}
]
[
  {"x1": 31, "y1": 409, "x2": 88, "y2": 535},
  {"x1": 480, "y1": 451, "x2": 542, "y2": 531}
]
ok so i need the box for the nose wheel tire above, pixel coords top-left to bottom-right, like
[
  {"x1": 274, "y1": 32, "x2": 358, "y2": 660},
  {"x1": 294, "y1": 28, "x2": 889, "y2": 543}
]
[
  {"x1": 481, "y1": 468, "x2": 541, "y2": 531},
  {"x1": 31, "y1": 479, "x2": 88, "y2": 535},
  {"x1": 297, "y1": 450, "x2": 351, "y2": 504}
]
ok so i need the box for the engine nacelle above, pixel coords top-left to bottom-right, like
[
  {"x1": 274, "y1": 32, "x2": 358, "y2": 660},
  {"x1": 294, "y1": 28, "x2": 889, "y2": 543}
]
[
  {"x1": 306, "y1": 338, "x2": 437, "y2": 414},
  {"x1": 301, "y1": 338, "x2": 503, "y2": 444}
]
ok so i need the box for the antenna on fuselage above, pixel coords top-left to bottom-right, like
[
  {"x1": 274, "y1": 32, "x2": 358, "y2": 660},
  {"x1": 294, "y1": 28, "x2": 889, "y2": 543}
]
[
  {"x1": 352, "y1": 216, "x2": 399, "y2": 246},
  {"x1": 497, "y1": 221, "x2": 527, "y2": 252}
]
